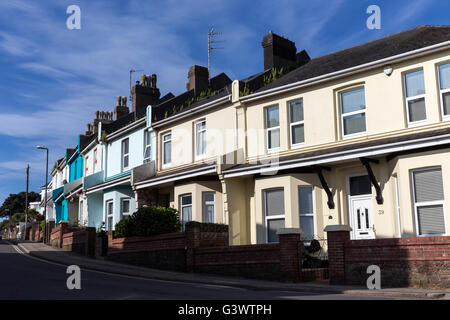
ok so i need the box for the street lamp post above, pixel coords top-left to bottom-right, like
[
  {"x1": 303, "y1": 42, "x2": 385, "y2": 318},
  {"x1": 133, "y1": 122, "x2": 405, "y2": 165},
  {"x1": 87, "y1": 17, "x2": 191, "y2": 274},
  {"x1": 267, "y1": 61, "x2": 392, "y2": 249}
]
[{"x1": 37, "y1": 146, "x2": 49, "y2": 244}]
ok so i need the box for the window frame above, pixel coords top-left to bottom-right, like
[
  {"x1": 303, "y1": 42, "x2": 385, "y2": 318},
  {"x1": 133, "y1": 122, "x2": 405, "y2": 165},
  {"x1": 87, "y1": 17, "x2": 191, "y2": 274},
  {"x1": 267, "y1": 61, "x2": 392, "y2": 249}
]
[
  {"x1": 93, "y1": 148, "x2": 98, "y2": 172},
  {"x1": 162, "y1": 132, "x2": 172, "y2": 168},
  {"x1": 194, "y1": 119, "x2": 207, "y2": 160},
  {"x1": 263, "y1": 188, "x2": 285, "y2": 243},
  {"x1": 298, "y1": 186, "x2": 315, "y2": 243},
  {"x1": 403, "y1": 69, "x2": 427, "y2": 126},
  {"x1": 340, "y1": 87, "x2": 367, "y2": 139},
  {"x1": 121, "y1": 138, "x2": 130, "y2": 171},
  {"x1": 179, "y1": 193, "x2": 192, "y2": 231},
  {"x1": 85, "y1": 156, "x2": 89, "y2": 175},
  {"x1": 120, "y1": 198, "x2": 131, "y2": 220},
  {"x1": 202, "y1": 192, "x2": 215, "y2": 223},
  {"x1": 410, "y1": 167, "x2": 447, "y2": 237},
  {"x1": 106, "y1": 200, "x2": 114, "y2": 231},
  {"x1": 437, "y1": 62, "x2": 450, "y2": 121},
  {"x1": 143, "y1": 129, "x2": 152, "y2": 163},
  {"x1": 288, "y1": 99, "x2": 305, "y2": 148},
  {"x1": 264, "y1": 105, "x2": 280, "y2": 153}
]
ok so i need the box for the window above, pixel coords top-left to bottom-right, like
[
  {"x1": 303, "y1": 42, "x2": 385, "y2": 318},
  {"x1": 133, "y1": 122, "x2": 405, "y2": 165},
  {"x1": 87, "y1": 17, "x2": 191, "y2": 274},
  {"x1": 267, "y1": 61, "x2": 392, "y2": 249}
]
[
  {"x1": 162, "y1": 132, "x2": 171, "y2": 166},
  {"x1": 349, "y1": 175, "x2": 371, "y2": 196},
  {"x1": 106, "y1": 201, "x2": 114, "y2": 231},
  {"x1": 264, "y1": 188, "x2": 285, "y2": 243},
  {"x1": 195, "y1": 120, "x2": 206, "y2": 158},
  {"x1": 340, "y1": 87, "x2": 366, "y2": 137},
  {"x1": 94, "y1": 148, "x2": 98, "y2": 171},
  {"x1": 299, "y1": 187, "x2": 314, "y2": 241},
  {"x1": 438, "y1": 62, "x2": 450, "y2": 118},
  {"x1": 85, "y1": 156, "x2": 89, "y2": 174},
  {"x1": 265, "y1": 105, "x2": 280, "y2": 151},
  {"x1": 289, "y1": 99, "x2": 305, "y2": 146},
  {"x1": 122, "y1": 138, "x2": 129, "y2": 171},
  {"x1": 203, "y1": 192, "x2": 215, "y2": 223},
  {"x1": 144, "y1": 129, "x2": 152, "y2": 163},
  {"x1": 404, "y1": 69, "x2": 426, "y2": 124},
  {"x1": 121, "y1": 198, "x2": 131, "y2": 219},
  {"x1": 79, "y1": 200, "x2": 84, "y2": 224},
  {"x1": 180, "y1": 194, "x2": 192, "y2": 231},
  {"x1": 412, "y1": 168, "x2": 446, "y2": 236}
]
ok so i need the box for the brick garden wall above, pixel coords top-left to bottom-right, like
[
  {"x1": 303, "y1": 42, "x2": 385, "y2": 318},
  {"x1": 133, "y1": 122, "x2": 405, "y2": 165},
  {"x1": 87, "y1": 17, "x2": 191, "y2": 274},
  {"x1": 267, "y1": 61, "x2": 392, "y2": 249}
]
[
  {"x1": 326, "y1": 226, "x2": 450, "y2": 288},
  {"x1": 107, "y1": 227, "x2": 326, "y2": 282},
  {"x1": 107, "y1": 232, "x2": 187, "y2": 271},
  {"x1": 62, "y1": 227, "x2": 96, "y2": 258}
]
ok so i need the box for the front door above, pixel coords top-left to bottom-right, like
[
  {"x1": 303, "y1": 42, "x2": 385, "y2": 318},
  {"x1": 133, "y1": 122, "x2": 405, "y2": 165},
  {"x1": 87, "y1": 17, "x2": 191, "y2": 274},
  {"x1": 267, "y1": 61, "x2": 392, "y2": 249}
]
[
  {"x1": 348, "y1": 175, "x2": 375, "y2": 240},
  {"x1": 349, "y1": 196, "x2": 374, "y2": 239}
]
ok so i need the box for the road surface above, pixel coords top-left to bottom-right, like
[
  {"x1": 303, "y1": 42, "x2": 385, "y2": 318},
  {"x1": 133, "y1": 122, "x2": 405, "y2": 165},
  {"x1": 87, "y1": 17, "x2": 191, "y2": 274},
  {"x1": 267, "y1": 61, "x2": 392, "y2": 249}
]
[{"x1": 0, "y1": 240, "x2": 396, "y2": 300}]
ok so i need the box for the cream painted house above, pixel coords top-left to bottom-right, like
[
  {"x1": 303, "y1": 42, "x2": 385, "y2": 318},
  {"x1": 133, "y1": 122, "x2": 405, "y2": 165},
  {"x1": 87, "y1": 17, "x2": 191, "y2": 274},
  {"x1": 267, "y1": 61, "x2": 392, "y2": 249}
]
[{"x1": 221, "y1": 25, "x2": 450, "y2": 244}]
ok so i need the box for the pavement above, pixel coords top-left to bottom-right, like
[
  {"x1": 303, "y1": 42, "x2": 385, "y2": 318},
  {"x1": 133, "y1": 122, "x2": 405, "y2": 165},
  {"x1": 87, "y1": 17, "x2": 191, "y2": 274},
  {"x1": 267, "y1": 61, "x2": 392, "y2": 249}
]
[{"x1": 7, "y1": 239, "x2": 450, "y2": 300}]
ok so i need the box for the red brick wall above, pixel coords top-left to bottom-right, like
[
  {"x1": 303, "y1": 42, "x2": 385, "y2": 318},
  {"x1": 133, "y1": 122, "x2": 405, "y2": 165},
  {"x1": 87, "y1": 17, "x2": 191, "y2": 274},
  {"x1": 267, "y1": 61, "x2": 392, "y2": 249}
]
[
  {"x1": 61, "y1": 228, "x2": 96, "y2": 257},
  {"x1": 344, "y1": 236, "x2": 450, "y2": 287},
  {"x1": 107, "y1": 232, "x2": 187, "y2": 272},
  {"x1": 106, "y1": 227, "x2": 327, "y2": 283},
  {"x1": 327, "y1": 229, "x2": 450, "y2": 288},
  {"x1": 194, "y1": 243, "x2": 281, "y2": 280}
]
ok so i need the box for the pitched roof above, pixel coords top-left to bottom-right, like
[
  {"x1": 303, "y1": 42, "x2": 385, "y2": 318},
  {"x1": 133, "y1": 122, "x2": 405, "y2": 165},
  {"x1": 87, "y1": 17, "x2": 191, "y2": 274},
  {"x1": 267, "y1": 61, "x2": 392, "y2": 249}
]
[{"x1": 256, "y1": 25, "x2": 450, "y2": 93}]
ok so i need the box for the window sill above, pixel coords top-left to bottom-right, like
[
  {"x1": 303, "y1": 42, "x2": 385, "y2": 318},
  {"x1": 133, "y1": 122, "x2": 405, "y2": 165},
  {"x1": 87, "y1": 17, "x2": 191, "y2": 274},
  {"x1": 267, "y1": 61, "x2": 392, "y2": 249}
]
[
  {"x1": 407, "y1": 120, "x2": 428, "y2": 128},
  {"x1": 290, "y1": 142, "x2": 305, "y2": 150},
  {"x1": 342, "y1": 132, "x2": 367, "y2": 141}
]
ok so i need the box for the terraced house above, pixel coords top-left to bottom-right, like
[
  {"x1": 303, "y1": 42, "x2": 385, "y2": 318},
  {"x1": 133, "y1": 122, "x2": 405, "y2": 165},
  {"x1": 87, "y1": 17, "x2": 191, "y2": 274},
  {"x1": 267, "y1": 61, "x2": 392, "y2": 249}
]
[{"x1": 49, "y1": 25, "x2": 450, "y2": 248}]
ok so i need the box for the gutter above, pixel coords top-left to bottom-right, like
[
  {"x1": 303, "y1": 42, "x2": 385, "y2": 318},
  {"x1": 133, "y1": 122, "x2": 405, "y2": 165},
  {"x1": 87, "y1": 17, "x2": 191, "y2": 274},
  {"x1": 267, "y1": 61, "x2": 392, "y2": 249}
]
[
  {"x1": 223, "y1": 133, "x2": 450, "y2": 178},
  {"x1": 240, "y1": 40, "x2": 450, "y2": 103},
  {"x1": 134, "y1": 165, "x2": 217, "y2": 189},
  {"x1": 106, "y1": 117, "x2": 146, "y2": 141},
  {"x1": 152, "y1": 95, "x2": 231, "y2": 128}
]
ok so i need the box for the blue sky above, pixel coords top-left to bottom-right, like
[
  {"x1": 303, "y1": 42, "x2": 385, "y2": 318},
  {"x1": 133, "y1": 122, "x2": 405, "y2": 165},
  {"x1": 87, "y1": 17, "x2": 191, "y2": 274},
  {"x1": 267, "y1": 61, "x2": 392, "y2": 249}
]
[{"x1": 0, "y1": 0, "x2": 449, "y2": 206}]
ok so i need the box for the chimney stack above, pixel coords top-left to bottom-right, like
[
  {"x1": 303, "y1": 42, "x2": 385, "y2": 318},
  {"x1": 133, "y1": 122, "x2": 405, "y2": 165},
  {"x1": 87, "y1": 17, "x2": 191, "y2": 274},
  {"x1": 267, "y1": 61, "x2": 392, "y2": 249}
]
[
  {"x1": 262, "y1": 31, "x2": 297, "y2": 71},
  {"x1": 114, "y1": 95, "x2": 130, "y2": 120},
  {"x1": 186, "y1": 65, "x2": 209, "y2": 94},
  {"x1": 132, "y1": 74, "x2": 160, "y2": 117}
]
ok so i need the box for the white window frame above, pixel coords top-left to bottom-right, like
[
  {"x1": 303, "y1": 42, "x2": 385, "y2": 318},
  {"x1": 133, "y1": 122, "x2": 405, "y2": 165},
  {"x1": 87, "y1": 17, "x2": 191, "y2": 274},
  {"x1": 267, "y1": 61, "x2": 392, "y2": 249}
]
[
  {"x1": 202, "y1": 192, "x2": 215, "y2": 223},
  {"x1": 289, "y1": 99, "x2": 305, "y2": 148},
  {"x1": 403, "y1": 69, "x2": 427, "y2": 127},
  {"x1": 180, "y1": 194, "x2": 192, "y2": 231},
  {"x1": 340, "y1": 87, "x2": 367, "y2": 140},
  {"x1": 194, "y1": 119, "x2": 206, "y2": 160},
  {"x1": 121, "y1": 138, "x2": 129, "y2": 171},
  {"x1": 143, "y1": 129, "x2": 152, "y2": 163},
  {"x1": 120, "y1": 198, "x2": 131, "y2": 219},
  {"x1": 265, "y1": 105, "x2": 280, "y2": 153},
  {"x1": 437, "y1": 62, "x2": 450, "y2": 121},
  {"x1": 79, "y1": 200, "x2": 84, "y2": 224},
  {"x1": 106, "y1": 200, "x2": 114, "y2": 231},
  {"x1": 394, "y1": 175, "x2": 402, "y2": 238},
  {"x1": 93, "y1": 148, "x2": 98, "y2": 172},
  {"x1": 162, "y1": 132, "x2": 172, "y2": 168},
  {"x1": 410, "y1": 167, "x2": 447, "y2": 237},
  {"x1": 85, "y1": 156, "x2": 89, "y2": 175},
  {"x1": 298, "y1": 186, "x2": 315, "y2": 243},
  {"x1": 264, "y1": 188, "x2": 285, "y2": 243}
]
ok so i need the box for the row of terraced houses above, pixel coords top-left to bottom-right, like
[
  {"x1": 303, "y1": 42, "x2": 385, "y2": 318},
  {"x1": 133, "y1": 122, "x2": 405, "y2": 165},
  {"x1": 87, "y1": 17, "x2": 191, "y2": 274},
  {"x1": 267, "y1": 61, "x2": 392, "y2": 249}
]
[{"x1": 40, "y1": 25, "x2": 450, "y2": 250}]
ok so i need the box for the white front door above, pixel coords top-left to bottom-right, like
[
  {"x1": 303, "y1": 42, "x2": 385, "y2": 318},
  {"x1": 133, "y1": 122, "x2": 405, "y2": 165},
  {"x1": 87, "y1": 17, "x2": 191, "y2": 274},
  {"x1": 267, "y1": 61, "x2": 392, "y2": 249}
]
[{"x1": 350, "y1": 196, "x2": 375, "y2": 239}]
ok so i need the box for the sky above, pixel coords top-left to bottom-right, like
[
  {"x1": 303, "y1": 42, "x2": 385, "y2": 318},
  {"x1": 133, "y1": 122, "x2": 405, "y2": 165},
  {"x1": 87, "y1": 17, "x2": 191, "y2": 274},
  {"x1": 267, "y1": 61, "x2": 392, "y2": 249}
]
[{"x1": 0, "y1": 0, "x2": 449, "y2": 207}]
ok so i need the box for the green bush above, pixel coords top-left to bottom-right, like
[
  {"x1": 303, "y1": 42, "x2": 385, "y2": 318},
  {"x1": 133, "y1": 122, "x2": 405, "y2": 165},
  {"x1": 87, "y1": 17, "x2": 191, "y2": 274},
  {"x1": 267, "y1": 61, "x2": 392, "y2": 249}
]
[
  {"x1": 40, "y1": 220, "x2": 45, "y2": 231},
  {"x1": 114, "y1": 206, "x2": 181, "y2": 238},
  {"x1": 185, "y1": 221, "x2": 228, "y2": 233}
]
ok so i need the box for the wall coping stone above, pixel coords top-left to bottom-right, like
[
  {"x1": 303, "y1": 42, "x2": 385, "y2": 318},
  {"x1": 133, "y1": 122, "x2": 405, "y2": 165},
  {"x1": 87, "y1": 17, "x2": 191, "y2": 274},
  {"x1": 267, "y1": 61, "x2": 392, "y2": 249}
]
[
  {"x1": 324, "y1": 225, "x2": 352, "y2": 232},
  {"x1": 277, "y1": 228, "x2": 302, "y2": 235}
]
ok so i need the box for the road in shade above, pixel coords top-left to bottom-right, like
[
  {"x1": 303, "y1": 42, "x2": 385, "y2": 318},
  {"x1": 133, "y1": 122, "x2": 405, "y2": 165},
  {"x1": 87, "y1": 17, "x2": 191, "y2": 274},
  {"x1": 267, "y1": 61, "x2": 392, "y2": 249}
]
[{"x1": 0, "y1": 240, "x2": 399, "y2": 300}]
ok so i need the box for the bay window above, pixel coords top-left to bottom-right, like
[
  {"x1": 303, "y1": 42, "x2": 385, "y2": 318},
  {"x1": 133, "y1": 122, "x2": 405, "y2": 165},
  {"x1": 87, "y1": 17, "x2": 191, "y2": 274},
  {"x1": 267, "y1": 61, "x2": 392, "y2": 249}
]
[
  {"x1": 438, "y1": 62, "x2": 450, "y2": 119},
  {"x1": 264, "y1": 188, "x2": 285, "y2": 243}
]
